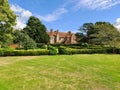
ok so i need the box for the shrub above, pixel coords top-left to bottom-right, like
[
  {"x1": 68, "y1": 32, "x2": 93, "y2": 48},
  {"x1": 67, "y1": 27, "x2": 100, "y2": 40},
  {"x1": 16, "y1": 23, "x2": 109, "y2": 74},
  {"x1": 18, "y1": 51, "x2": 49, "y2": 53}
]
[
  {"x1": 37, "y1": 43, "x2": 47, "y2": 49},
  {"x1": 48, "y1": 45, "x2": 58, "y2": 55},
  {"x1": 14, "y1": 31, "x2": 37, "y2": 50},
  {"x1": 106, "y1": 48, "x2": 120, "y2": 54},
  {"x1": 67, "y1": 49, "x2": 107, "y2": 54},
  {"x1": 58, "y1": 47, "x2": 108, "y2": 55},
  {"x1": 1, "y1": 47, "x2": 15, "y2": 51},
  {"x1": 58, "y1": 46, "x2": 70, "y2": 55},
  {"x1": 0, "y1": 49, "x2": 49, "y2": 56},
  {"x1": 0, "y1": 50, "x2": 4, "y2": 56},
  {"x1": 21, "y1": 37, "x2": 37, "y2": 50}
]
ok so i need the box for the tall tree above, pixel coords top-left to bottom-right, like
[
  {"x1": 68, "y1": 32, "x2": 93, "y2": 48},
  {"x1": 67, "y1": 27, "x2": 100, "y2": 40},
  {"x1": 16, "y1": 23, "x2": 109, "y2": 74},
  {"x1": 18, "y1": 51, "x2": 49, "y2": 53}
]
[
  {"x1": 91, "y1": 22, "x2": 120, "y2": 47},
  {"x1": 0, "y1": 0, "x2": 16, "y2": 47},
  {"x1": 76, "y1": 23, "x2": 94, "y2": 44},
  {"x1": 23, "y1": 16, "x2": 50, "y2": 44},
  {"x1": 13, "y1": 30, "x2": 36, "y2": 50},
  {"x1": 0, "y1": 0, "x2": 16, "y2": 28}
]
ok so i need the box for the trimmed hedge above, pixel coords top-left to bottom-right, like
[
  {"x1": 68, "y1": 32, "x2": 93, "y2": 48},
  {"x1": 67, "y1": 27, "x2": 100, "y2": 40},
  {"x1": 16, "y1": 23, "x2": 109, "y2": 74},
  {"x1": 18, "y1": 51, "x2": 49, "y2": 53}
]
[
  {"x1": 37, "y1": 43, "x2": 47, "y2": 49},
  {"x1": 0, "y1": 47, "x2": 120, "y2": 56},
  {"x1": 48, "y1": 45, "x2": 58, "y2": 55},
  {"x1": 58, "y1": 46, "x2": 70, "y2": 55},
  {"x1": 67, "y1": 49, "x2": 107, "y2": 54},
  {"x1": 58, "y1": 47, "x2": 120, "y2": 55},
  {"x1": 0, "y1": 50, "x2": 49, "y2": 56}
]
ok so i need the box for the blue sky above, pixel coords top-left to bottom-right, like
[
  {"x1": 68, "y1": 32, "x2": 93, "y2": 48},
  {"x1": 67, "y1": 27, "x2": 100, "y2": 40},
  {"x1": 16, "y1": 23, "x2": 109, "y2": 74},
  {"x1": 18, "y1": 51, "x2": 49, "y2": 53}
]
[{"x1": 9, "y1": 0, "x2": 120, "y2": 32}]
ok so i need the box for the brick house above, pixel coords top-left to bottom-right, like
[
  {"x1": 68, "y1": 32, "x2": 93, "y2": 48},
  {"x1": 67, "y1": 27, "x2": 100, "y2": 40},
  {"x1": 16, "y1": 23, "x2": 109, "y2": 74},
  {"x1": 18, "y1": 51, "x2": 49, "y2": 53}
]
[{"x1": 48, "y1": 29, "x2": 77, "y2": 44}]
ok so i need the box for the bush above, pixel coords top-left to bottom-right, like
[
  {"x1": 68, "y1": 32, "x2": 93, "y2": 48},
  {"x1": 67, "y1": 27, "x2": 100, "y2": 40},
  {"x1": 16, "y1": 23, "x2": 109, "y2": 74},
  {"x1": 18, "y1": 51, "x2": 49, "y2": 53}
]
[
  {"x1": 21, "y1": 37, "x2": 37, "y2": 50},
  {"x1": 0, "y1": 47, "x2": 120, "y2": 56},
  {"x1": 67, "y1": 49, "x2": 107, "y2": 54},
  {"x1": 0, "y1": 47, "x2": 14, "y2": 56},
  {"x1": 48, "y1": 45, "x2": 58, "y2": 55},
  {"x1": 14, "y1": 31, "x2": 37, "y2": 50},
  {"x1": 58, "y1": 47, "x2": 108, "y2": 55},
  {"x1": 0, "y1": 47, "x2": 15, "y2": 51},
  {"x1": 58, "y1": 46, "x2": 70, "y2": 55},
  {"x1": 37, "y1": 43, "x2": 47, "y2": 49},
  {"x1": 106, "y1": 48, "x2": 120, "y2": 54},
  {"x1": 0, "y1": 49, "x2": 49, "y2": 56},
  {"x1": 50, "y1": 44, "x2": 81, "y2": 47},
  {"x1": 0, "y1": 50, "x2": 4, "y2": 56}
]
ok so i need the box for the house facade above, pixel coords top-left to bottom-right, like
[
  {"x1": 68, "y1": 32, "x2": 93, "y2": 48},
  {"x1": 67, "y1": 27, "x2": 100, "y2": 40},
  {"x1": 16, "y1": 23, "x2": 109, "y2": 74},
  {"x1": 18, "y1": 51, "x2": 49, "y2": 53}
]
[{"x1": 48, "y1": 29, "x2": 77, "y2": 44}]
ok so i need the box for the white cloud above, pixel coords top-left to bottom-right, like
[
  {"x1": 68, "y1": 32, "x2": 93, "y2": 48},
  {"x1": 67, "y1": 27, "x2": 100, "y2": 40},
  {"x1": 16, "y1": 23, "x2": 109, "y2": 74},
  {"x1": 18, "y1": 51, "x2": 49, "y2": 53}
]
[
  {"x1": 11, "y1": 4, "x2": 32, "y2": 29},
  {"x1": 11, "y1": 4, "x2": 68, "y2": 24},
  {"x1": 114, "y1": 18, "x2": 120, "y2": 30},
  {"x1": 37, "y1": 7, "x2": 68, "y2": 22},
  {"x1": 72, "y1": 0, "x2": 120, "y2": 10}
]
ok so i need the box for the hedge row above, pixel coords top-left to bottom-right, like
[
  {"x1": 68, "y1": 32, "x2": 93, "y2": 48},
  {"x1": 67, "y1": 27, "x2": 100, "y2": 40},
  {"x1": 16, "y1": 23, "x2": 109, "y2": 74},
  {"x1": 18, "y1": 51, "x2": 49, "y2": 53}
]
[
  {"x1": 69, "y1": 49, "x2": 109, "y2": 54},
  {"x1": 58, "y1": 46, "x2": 120, "y2": 55},
  {"x1": 0, "y1": 46, "x2": 120, "y2": 56},
  {"x1": 0, "y1": 50, "x2": 49, "y2": 56},
  {"x1": 48, "y1": 45, "x2": 58, "y2": 55}
]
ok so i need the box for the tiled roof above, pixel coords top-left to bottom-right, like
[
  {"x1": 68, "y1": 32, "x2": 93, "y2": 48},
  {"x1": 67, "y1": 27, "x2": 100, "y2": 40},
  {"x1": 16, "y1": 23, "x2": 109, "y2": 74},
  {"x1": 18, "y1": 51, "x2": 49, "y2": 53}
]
[{"x1": 48, "y1": 31, "x2": 74, "y2": 38}]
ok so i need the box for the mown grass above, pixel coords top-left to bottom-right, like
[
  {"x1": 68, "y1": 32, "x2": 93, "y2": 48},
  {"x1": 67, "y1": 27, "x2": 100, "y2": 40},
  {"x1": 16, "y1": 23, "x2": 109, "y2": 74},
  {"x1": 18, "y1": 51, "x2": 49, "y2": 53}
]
[{"x1": 0, "y1": 54, "x2": 120, "y2": 90}]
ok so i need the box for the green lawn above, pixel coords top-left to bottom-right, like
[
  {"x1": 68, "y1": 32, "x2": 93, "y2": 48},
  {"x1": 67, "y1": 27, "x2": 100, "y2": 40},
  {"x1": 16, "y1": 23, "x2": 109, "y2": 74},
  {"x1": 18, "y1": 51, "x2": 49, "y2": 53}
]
[{"x1": 0, "y1": 55, "x2": 120, "y2": 90}]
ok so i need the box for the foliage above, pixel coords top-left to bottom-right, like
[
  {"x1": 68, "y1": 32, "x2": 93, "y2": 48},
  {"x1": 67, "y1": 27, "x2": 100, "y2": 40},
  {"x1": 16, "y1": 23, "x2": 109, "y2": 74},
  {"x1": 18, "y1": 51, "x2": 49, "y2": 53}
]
[
  {"x1": 77, "y1": 22, "x2": 120, "y2": 48},
  {"x1": 58, "y1": 46, "x2": 70, "y2": 55},
  {"x1": 67, "y1": 48, "x2": 107, "y2": 54},
  {"x1": 58, "y1": 46, "x2": 120, "y2": 54},
  {"x1": 37, "y1": 43, "x2": 47, "y2": 49},
  {"x1": 0, "y1": 0, "x2": 16, "y2": 47},
  {"x1": 48, "y1": 45, "x2": 58, "y2": 55},
  {"x1": 1, "y1": 46, "x2": 120, "y2": 56},
  {"x1": 0, "y1": 0, "x2": 16, "y2": 27},
  {"x1": 75, "y1": 32, "x2": 87, "y2": 43},
  {"x1": 13, "y1": 30, "x2": 37, "y2": 50},
  {"x1": 23, "y1": 16, "x2": 50, "y2": 44},
  {"x1": 21, "y1": 36, "x2": 37, "y2": 50},
  {"x1": 91, "y1": 22, "x2": 120, "y2": 47},
  {"x1": 0, "y1": 33, "x2": 13, "y2": 47},
  {"x1": 0, "y1": 49, "x2": 49, "y2": 56},
  {"x1": 76, "y1": 23, "x2": 94, "y2": 44}
]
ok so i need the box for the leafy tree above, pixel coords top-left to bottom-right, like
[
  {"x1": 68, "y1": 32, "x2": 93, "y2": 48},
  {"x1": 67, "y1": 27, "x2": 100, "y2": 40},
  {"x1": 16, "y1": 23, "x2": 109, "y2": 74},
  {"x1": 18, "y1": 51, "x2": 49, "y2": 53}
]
[
  {"x1": 76, "y1": 23, "x2": 94, "y2": 44},
  {"x1": 75, "y1": 32, "x2": 87, "y2": 43},
  {"x1": 77, "y1": 22, "x2": 120, "y2": 49},
  {"x1": 0, "y1": 33, "x2": 13, "y2": 47},
  {"x1": 21, "y1": 35, "x2": 37, "y2": 50},
  {"x1": 0, "y1": 0, "x2": 16, "y2": 47},
  {"x1": 0, "y1": 0, "x2": 16, "y2": 28},
  {"x1": 91, "y1": 22, "x2": 120, "y2": 47},
  {"x1": 23, "y1": 16, "x2": 50, "y2": 44},
  {"x1": 13, "y1": 30, "x2": 36, "y2": 50}
]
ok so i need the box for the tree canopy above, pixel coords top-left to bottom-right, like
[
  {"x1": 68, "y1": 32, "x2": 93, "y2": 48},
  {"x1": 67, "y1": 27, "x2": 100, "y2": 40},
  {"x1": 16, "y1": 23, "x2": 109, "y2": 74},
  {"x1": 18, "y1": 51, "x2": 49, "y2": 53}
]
[
  {"x1": 91, "y1": 22, "x2": 120, "y2": 47},
  {"x1": 76, "y1": 22, "x2": 120, "y2": 47},
  {"x1": 23, "y1": 16, "x2": 50, "y2": 44},
  {"x1": 76, "y1": 23, "x2": 94, "y2": 44},
  {"x1": 0, "y1": 0, "x2": 16, "y2": 27},
  {"x1": 13, "y1": 30, "x2": 36, "y2": 50},
  {"x1": 0, "y1": 0, "x2": 16, "y2": 47}
]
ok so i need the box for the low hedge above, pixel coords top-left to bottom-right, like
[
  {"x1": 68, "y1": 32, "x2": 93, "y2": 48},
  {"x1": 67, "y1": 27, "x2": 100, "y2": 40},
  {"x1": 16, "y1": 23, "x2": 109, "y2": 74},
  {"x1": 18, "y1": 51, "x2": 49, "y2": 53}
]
[
  {"x1": 58, "y1": 46, "x2": 70, "y2": 55},
  {"x1": 105, "y1": 48, "x2": 120, "y2": 54},
  {"x1": 48, "y1": 45, "x2": 58, "y2": 55},
  {"x1": 0, "y1": 50, "x2": 49, "y2": 56},
  {"x1": 58, "y1": 47, "x2": 120, "y2": 55},
  {"x1": 0, "y1": 47, "x2": 120, "y2": 56},
  {"x1": 67, "y1": 49, "x2": 107, "y2": 54}
]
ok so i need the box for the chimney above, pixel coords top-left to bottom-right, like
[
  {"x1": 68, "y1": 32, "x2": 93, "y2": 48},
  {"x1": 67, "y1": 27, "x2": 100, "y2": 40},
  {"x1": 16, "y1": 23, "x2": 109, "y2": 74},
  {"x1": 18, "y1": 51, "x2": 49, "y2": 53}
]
[
  {"x1": 56, "y1": 29, "x2": 59, "y2": 33},
  {"x1": 68, "y1": 31, "x2": 71, "y2": 34},
  {"x1": 50, "y1": 29, "x2": 53, "y2": 33},
  {"x1": 55, "y1": 29, "x2": 59, "y2": 34}
]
